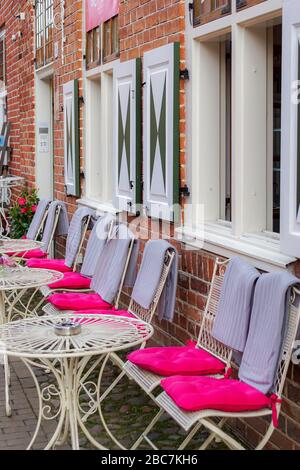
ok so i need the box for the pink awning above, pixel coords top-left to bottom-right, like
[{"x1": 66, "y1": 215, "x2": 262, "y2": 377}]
[{"x1": 86, "y1": 0, "x2": 120, "y2": 32}]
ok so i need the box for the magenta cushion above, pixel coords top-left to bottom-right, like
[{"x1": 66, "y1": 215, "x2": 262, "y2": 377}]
[
  {"x1": 9, "y1": 249, "x2": 47, "y2": 259},
  {"x1": 128, "y1": 345, "x2": 225, "y2": 377},
  {"x1": 161, "y1": 376, "x2": 271, "y2": 413},
  {"x1": 74, "y1": 309, "x2": 135, "y2": 319},
  {"x1": 26, "y1": 258, "x2": 73, "y2": 272},
  {"x1": 48, "y1": 272, "x2": 91, "y2": 289},
  {"x1": 48, "y1": 292, "x2": 112, "y2": 311}
]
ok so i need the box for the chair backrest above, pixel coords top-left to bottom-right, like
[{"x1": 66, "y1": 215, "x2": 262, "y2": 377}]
[
  {"x1": 63, "y1": 207, "x2": 96, "y2": 270},
  {"x1": 273, "y1": 287, "x2": 300, "y2": 397},
  {"x1": 80, "y1": 215, "x2": 115, "y2": 278},
  {"x1": 128, "y1": 249, "x2": 175, "y2": 324},
  {"x1": 41, "y1": 204, "x2": 62, "y2": 253},
  {"x1": 196, "y1": 257, "x2": 232, "y2": 367}
]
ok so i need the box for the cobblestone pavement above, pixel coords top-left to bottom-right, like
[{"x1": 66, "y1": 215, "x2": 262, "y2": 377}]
[{"x1": 0, "y1": 352, "x2": 229, "y2": 451}]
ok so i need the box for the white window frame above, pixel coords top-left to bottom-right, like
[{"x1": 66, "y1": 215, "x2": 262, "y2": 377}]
[
  {"x1": 180, "y1": 0, "x2": 296, "y2": 270},
  {"x1": 78, "y1": 59, "x2": 121, "y2": 215}
]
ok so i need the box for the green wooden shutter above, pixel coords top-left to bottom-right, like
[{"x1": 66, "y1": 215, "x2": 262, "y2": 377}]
[
  {"x1": 63, "y1": 79, "x2": 80, "y2": 197},
  {"x1": 113, "y1": 58, "x2": 142, "y2": 214},
  {"x1": 143, "y1": 42, "x2": 180, "y2": 222}
]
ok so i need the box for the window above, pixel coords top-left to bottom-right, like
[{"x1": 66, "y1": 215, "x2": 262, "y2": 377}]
[
  {"x1": 0, "y1": 30, "x2": 6, "y2": 127},
  {"x1": 85, "y1": 71, "x2": 114, "y2": 206},
  {"x1": 184, "y1": 2, "x2": 290, "y2": 267},
  {"x1": 103, "y1": 16, "x2": 119, "y2": 62},
  {"x1": 85, "y1": 16, "x2": 119, "y2": 69},
  {"x1": 86, "y1": 26, "x2": 101, "y2": 69},
  {"x1": 35, "y1": 0, "x2": 54, "y2": 69},
  {"x1": 267, "y1": 24, "x2": 282, "y2": 233},
  {"x1": 0, "y1": 31, "x2": 5, "y2": 89},
  {"x1": 193, "y1": 0, "x2": 231, "y2": 25}
]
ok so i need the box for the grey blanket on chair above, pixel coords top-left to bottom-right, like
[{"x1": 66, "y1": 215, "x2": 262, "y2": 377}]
[
  {"x1": 131, "y1": 240, "x2": 178, "y2": 322},
  {"x1": 91, "y1": 224, "x2": 136, "y2": 305},
  {"x1": 65, "y1": 207, "x2": 96, "y2": 268},
  {"x1": 41, "y1": 201, "x2": 69, "y2": 251},
  {"x1": 212, "y1": 257, "x2": 260, "y2": 352},
  {"x1": 239, "y1": 271, "x2": 299, "y2": 394},
  {"x1": 26, "y1": 198, "x2": 51, "y2": 240},
  {"x1": 80, "y1": 213, "x2": 115, "y2": 278}
]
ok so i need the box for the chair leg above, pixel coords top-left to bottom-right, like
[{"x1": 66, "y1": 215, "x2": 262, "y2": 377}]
[
  {"x1": 255, "y1": 421, "x2": 275, "y2": 450},
  {"x1": 131, "y1": 409, "x2": 164, "y2": 450},
  {"x1": 200, "y1": 417, "x2": 245, "y2": 450},
  {"x1": 199, "y1": 418, "x2": 227, "y2": 450}
]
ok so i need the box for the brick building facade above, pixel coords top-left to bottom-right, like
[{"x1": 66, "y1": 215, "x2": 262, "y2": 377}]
[{"x1": 1, "y1": 0, "x2": 300, "y2": 450}]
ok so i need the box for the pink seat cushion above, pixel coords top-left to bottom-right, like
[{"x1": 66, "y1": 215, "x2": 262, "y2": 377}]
[
  {"x1": 9, "y1": 249, "x2": 47, "y2": 259},
  {"x1": 74, "y1": 309, "x2": 135, "y2": 319},
  {"x1": 26, "y1": 258, "x2": 73, "y2": 273},
  {"x1": 48, "y1": 292, "x2": 112, "y2": 311},
  {"x1": 128, "y1": 345, "x2": 226, "y2": 377},
  {"x1": 48, "y1": 272, "x2": 91, "y2": 290},
  {"x1": 161, "y1": 376, "x2": 271, "y2": 414}
]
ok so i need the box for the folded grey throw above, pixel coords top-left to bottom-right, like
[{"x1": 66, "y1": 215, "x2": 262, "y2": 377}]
[
  {"x1": 80, "y1": 213, "x2": 115, "y2": 278},
  {"x1": 239, "y1": 271, "x2": 299, "y2": 394},
  {"x1": 41, "y1": 201, "x2": 69, "y2": 251},
  {"x1": 212, "y1": 257, "x2": 260, "y2": 352},
  {"x1": 91, "y1": 224, "x2": 136, "y2": 305},
  {"x1": 26, "y1": 198, "x2": 51, "y2": 240},
  {"x1": 65, "y1": 207, "x2": 95, "y2": 268},
  {"x1": 131, "y1": 240, "x2": 178, "y2": 322}
]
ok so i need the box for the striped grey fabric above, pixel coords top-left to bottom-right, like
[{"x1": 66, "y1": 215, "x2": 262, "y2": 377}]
[
  {"x1": 91, "y1": 224, "x2": 136, "y2": 305},
  {"x1": 26, "y1": 198, "x2": 51, "y2": 240},
  {"x1": 131, "y1": 240, "x2": 178, "y2": 322},
  {"x1": 65, "y1": 207, "x2": 95, "y2": 268},
  {"x1": 239, "y1": 271, "x2": 299, "y2": 394},
  {"x1": 212, "y1": 257, "x2": 260, "y2": 353},
  {"x1": 41, "y1": 201, "x2": 69, "y2": 251},
  {"x1": 80, "y1": 213, "x2": 115, "y2": 278}
]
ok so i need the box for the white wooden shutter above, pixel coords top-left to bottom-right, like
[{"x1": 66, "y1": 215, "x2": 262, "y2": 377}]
[
  {"x1": 143, "y1": 42, "x2": 180, "y2": 222},
  {"x1": 63, "y1": 79, "x2": 80, "y2": 197},
  {"x1": 281, "y1": 0, "x2": 300, "y2": 257},
  {"x1": 113, "y1": 58, "x2": 142, "y2": 214}
]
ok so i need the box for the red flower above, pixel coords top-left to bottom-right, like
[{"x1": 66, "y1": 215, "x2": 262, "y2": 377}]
[
  {"x1": 18, "y1": 198, "x2": 26, "y2": 206},
  {"x1": 20, "y1": 208, "x2": 27, "y2": 214},
  {"x1": 31, "y1": 205, "x2": 37, "y2": 213}
]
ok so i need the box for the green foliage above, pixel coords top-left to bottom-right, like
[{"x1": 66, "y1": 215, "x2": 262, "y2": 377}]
[{"x1": 8, "y1": 189, "x2": 39, "y2": 239}]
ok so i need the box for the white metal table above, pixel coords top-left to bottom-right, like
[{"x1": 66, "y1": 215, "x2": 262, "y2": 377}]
[
  {"x1": 0, "y1": 313, "x2": 153, "y2": 450},
  {"x1": 0, "y1": 267, "x2": 63, "y2": 416},
  {"x1": 0, "y1": 238, "x2": 43, "y2": 255}
]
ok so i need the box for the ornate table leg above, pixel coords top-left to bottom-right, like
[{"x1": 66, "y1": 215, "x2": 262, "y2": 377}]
[{"x1": 0, "y1": 291, "x2": 11, "y2": 416}]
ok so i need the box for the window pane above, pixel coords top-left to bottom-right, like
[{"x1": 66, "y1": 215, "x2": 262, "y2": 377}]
[
  {"x1": 86, "y1": 27, "x2": 101, "y2": 68},
  {"x1": 103, "y1": 16, "x2": 119, "y2": 62},
  {"x1": 35, "y1": 0, "x2": 54, "y2": 68},
  {"x1": 272, "y1": 24, "x2": 282, "y2": 233},
  {"x1": 220, "y1": 39, "x2": 232, "y2": 222},
  {"x1": 193, "y1": 0, "x2": 231, "y2": 25}
]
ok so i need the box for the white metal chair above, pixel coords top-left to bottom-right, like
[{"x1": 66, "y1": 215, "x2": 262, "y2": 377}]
[
  {"x1": 41, "y1": 226, "x2": 138, "y2": 316},
  {"x1": 97, "y1": 257, "x2": 231, "y2": 450},
  {"x1": 140, "y1": 286, "x2": 300, "y2": 451}
]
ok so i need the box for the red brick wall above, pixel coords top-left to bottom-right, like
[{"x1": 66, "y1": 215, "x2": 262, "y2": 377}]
[{"x1": 0, "y1": 0, "x2": 35, "y2": 190}]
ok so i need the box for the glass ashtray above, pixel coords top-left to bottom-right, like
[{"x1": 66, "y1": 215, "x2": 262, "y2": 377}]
[{"x1": 53, "y1": 320, "x2": 82, "y2": 337}]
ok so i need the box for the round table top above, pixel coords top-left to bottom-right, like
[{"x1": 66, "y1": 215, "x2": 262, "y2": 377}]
[
  {"x1": 0, "y1": 267, "x2": 63, "y2": 291},
  {"x1": 0, "y1": 314, "x2": 154, "y2": 359},
  {"x1": 0, "y1": 238, "x2": 43, "y2": 255}
]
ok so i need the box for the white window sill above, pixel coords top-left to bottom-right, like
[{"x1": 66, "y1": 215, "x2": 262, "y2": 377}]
[
  {"x1": 77, "y1": 197, "x2": 121, "y2": 216},
  {"x1": 175, "y1": 223, "x2": 297, "y2": 272}
]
